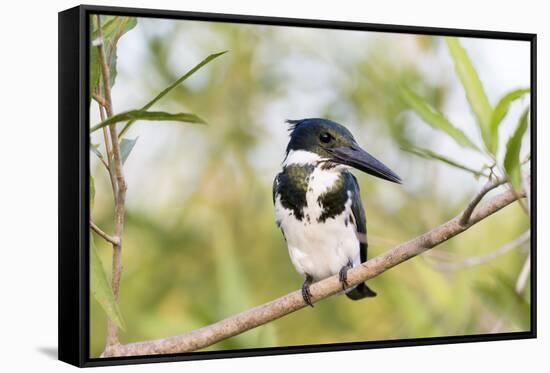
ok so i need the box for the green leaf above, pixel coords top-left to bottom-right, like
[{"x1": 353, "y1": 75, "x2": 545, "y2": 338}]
[
  {"x1": 90, "y1": 16, "x2": 138, "y2": 99},
  {"x1": 90, "y1": 15, "x2": 116, "y2": 33},
  {"x1": 489, "y1": 88, "x2": 530, "y2": 153},
  {"x1": 106, "y1": 46, "x2": 119, "y2": 91},
  {"x1": 91, "y1": 16, "x2": 137, "y2": 41},
  {"x1": 504, "y1": 109, "x2": 529, "y2": 189},
  {"x1": 90, "y1": 235, "x2": 126, "y2": 331},
  {"x1": 445, "y1": 37, "x2": 493, "y2": 150},
  {"x1": 120, "y1": 137, "x2": 139, "y2": 164},
  {"x1": 91, "y1": 110, "x2": 206, "y2": 133},
  {"x1": 403, "y1": 145, "x2": 487, "y2": 177},
  {"x1": 90, "y1": 143, "x2": 104, "y2": 161},
  {"x1": 90, "y1": 175, "x2": 95, "y2": 212},
  {"x1": 118, "y1": 51, "x2": 228, "y2": 137},
  {"x1": 400, "y1": 87, "x2": 478, "y2": 150},
  {"x1": 89, "y1": 46, "x2": 100, "y2": 99},
  {"x1": 104, "y1": 17, "x2": 137, "y2": 89}
]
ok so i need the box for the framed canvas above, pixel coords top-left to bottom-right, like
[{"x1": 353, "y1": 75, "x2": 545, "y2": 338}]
[{"x1": 58, "y1": 4, "x2": 537, "y2": 367}]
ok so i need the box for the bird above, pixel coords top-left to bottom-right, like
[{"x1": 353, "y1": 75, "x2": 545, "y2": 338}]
[{"x1": 273, "y1": 118, "x2": 401, "y2": 307}]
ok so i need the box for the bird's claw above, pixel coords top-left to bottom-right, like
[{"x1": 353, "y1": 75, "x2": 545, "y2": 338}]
[
  {"x1": 302, "y1": 275, "x2": 314, "y2": 307},
  {"x1": 339, "y1": 260, "x2": 353, "y2": 290}
]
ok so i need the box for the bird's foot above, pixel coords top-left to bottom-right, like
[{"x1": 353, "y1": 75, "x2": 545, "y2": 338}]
[
  {"x1": 301, "y1": 274, "x2": 314, "y2": 307},
  {"x1": 339, "y1": 260, "x2": 354, "y2": 290}
]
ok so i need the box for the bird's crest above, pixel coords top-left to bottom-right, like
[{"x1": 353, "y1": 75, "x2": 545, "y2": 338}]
[{"x1": 285, "y1": 119, "x2": 305, "y2": 134}]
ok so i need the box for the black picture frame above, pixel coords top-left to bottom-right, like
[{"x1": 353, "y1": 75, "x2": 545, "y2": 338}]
[{"x1": 58, "y1": 4, "x2": 537, "y2": 368}]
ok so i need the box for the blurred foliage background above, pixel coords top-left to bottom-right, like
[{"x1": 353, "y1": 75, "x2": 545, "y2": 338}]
[{"x1": 89, "y1": 16, "x2": 531, "y2": 357}]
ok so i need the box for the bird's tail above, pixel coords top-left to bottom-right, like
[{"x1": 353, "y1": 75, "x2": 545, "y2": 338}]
[{"x1": 345, "y1": 282, "x2": 377, "y2": 300}]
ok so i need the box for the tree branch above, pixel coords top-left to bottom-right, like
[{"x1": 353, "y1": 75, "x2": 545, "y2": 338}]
[
  {"x1": 515, "y1": 253, "x2": 531, "y2": 294},
  {"x1": 101, "y1": 186, "x2": 525, "y2": 357},
  {"x1": 96, "y1": 22, "x2": 114, "y2": 119},
  {"x1": 97, "y1": 98, "x2": 117, "y2": 197},
  {"x1": 96, "y1": 14, "x2": 128, "y2": 349},
  {"x1": 90, "y1": 220, "x2": 120, "y2": 246},
  {"x1": 92, "y1": 92, "x2": 108, "y2": 108},
  {"x1": 425, "y1": 230, "x2": 530, "y2": 271},
  {"x1": 459, "y1": 177, "x2": 507, "y2": 226}
]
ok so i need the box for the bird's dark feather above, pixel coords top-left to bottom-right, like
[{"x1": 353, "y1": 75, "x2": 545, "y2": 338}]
[
  {"x1": 347, "y1": 173, "x2": 368, "y2": 263},
  {"x1": 273, "y1": 164, "x2": 314, "y2": 221},
  {"x1": 316, "y1": 173, "x2": 347, "y2": 223},
  {"x1": 345, "y1": 173, "x2": 377, "y2": 299}
]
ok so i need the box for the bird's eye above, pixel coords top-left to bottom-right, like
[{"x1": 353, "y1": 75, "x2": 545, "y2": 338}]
[{"x1": 319, "y1": 133, "x2": 333, "y2": 143}]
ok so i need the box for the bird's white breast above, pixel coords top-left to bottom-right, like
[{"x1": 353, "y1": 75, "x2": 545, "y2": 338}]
[{"x1": 275, "y1": 164, "x2": 361, "y2": 281}]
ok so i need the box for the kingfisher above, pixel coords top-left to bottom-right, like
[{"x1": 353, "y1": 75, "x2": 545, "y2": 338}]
[{"x1": 273, "y1": 118, "x2": 401, "y2": 307}]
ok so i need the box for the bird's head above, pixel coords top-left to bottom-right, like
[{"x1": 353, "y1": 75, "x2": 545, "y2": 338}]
[{"x1": 284, "y1": 118, "x2": 401, "y2": 183}]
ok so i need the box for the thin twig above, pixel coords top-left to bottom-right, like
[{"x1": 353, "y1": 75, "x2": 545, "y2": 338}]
[
  {"x1": 459, "y1": 177, "x2": 507, "y2": 226},
  {"x1": 496, "y1": 159, "x2": 529, "y2": 215},
  {"x1": 101, "y1": 187, "x2": 524, "y2": 357},
  {"x1": 426, "y1": 230, "x2": 530, "y2": 271},
  {"x1": 98, "y1": 157, "x2": 110, "y2": 173},
  {"x1": 96, "y1": 26, "x2": 114, "y2": 118},
  {"x1": 522, "y1": 168, "x2": 531, "y2": 215},
  {"x1": 92, "y1": 92, "x2": 108, "y2": 108},
  {"x1": 95, "y1": 92, "x2": 117, "y2": 192},
  {"x1": 90, "y1": 221, "x2": 120, "y2": 246},
  {"x1": 98, "y1": 102, "x2": 117, "y2": 197},
  {"x1": 490, "y1": 319, "x2": 505, "y2": 333},
  {"x1": 96, "y1": 14, "x2": 127, "y2": 349},
  {"x1": 515, "y1": 254, "x2": 531, "y2": 294}
]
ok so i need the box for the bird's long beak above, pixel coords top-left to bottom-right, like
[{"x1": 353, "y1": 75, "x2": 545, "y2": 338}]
[{"x1": 328, "y1": 143, "x2": 402, "y2": 183}]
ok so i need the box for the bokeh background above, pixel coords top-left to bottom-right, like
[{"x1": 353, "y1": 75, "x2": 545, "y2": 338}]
[{"x1": 89, "y1": 16, "x2": 531, "y2": 357}]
